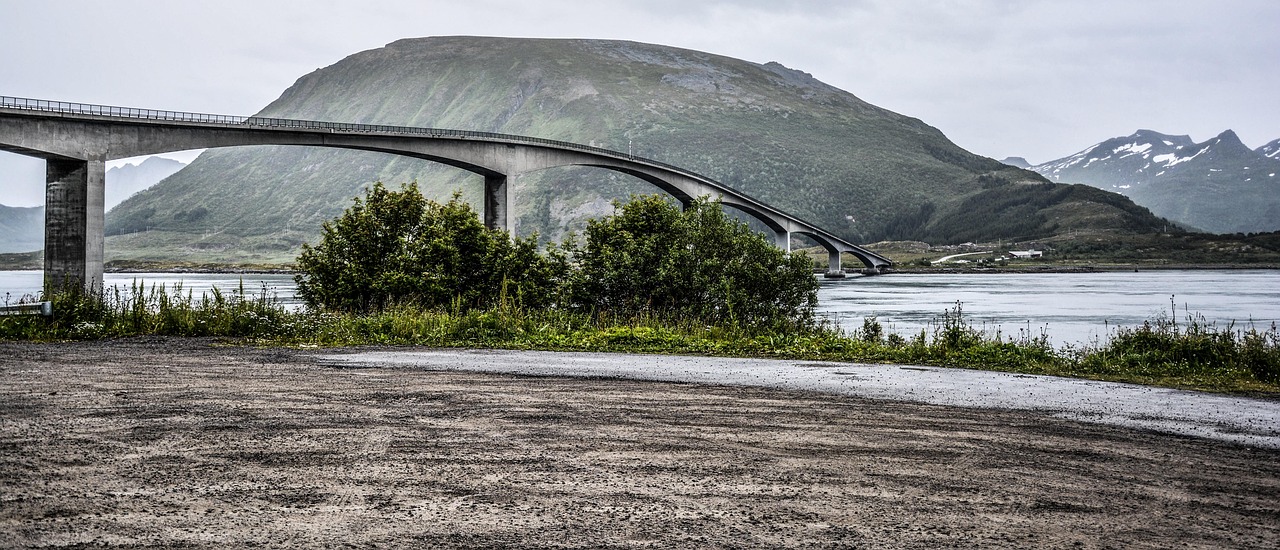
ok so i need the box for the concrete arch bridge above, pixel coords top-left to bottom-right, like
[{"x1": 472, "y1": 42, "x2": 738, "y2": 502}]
[{"x1": 0, "y1": 96, "x2": 891, "y2": 291}]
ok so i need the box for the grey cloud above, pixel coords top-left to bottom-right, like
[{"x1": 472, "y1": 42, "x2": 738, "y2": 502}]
[{"x1": 1, "y1": 0, "x2": 1276, "y2": 206}]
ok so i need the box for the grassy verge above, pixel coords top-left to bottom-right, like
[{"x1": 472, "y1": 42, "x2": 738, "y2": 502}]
[{"x1": 2, "y1": 284, "x2": 1277, "y2": 395}]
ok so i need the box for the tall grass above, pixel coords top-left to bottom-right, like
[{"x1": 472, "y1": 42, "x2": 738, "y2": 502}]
[
  {"x1": 0, "y1": 280, "x2": 294, "y2": 340},
  {"x1": 2, "y1": 285, "x2": 1277, "y2": 393},
  {"x1": 1069, "y1": 305, "x2": 1280, "y2": 387}
]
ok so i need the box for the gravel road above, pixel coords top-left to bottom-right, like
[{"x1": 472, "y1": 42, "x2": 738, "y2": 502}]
[
  {"x1": 324, "y1": 348, "x2": 1280, "y2": 449},
  {"x1": 2, "y1": 338, "x2": 1278, "y2": 548}
]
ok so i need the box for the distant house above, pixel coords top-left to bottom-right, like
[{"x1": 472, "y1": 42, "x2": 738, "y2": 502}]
[{"x1": 1008, "y1": 250, "x2": 1043, "y2": 259}]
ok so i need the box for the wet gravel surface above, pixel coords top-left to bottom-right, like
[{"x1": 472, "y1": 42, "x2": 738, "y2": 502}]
[
  {"x1": 327, "y1": 348, "x2": 1280, "y2": 449},
  {"x1": 2, "y1": 338, "x2": 1279, "y2": 548}
]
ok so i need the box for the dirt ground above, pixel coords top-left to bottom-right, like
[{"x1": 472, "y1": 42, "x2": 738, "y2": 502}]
[{"x1": 1, "y1": 338, "x2": 1278, "y2": 548}]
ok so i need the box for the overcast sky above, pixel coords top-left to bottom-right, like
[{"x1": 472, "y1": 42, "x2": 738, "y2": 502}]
[{"x1": 2, "y1": 0, "x2": 1277, "y2": 207}]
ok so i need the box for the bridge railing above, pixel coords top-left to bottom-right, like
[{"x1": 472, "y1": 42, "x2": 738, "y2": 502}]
[
  {"x1": 1, "y1": 96, "x2": 248, "y2": 125},
  {"x1": 1, "y1": 95, "x2": 874, "y2": 257},
  {"x1": 1, "y1": 95, "x2": 657, "y2": 165},
  {"x1": 2, "y1": 95, "x2": 706, "y2": 175}
]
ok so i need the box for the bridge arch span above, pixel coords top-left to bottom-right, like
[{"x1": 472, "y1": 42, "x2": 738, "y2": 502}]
[{"x1": 0, "y1": 96, "x2": 891, "y2": 290}]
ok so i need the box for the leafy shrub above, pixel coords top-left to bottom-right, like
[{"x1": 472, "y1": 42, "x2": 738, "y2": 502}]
[
  {"x1": 566, "y1": 195, "x2": 818, "y2": 327},
  {"x1": 294, "y1": 182, "x2": 565, "y2": 313},
  {"x1": 293, "y1": 187, "x2": 818, "y2": 327}
]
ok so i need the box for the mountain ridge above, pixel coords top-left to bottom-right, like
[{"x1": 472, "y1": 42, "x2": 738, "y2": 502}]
[
  {"x1": 1030, "y1": 129, "x2": 1280, "y2": 234},
  {"x1": 106, "y1": 157, "x2": 186, "y2": 210}
]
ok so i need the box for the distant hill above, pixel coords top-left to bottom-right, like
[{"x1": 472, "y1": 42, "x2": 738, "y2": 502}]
[
  {"x1": 0, "y1": 157, "x2": 185, "y2": 254},
  {"x1": 1000, "y1": 157, "x2": 1031, "y2": 169},
  {"x1": 0, "y1": 204, "x2": 42, "y2": 254},
  {"x1": 1031, "y1": 130, "x2": 1280, "y2": 234},
  {"x1": 106, "y1": 157, "x2": 185, "y2": 210},
  {"x1": 106, "y1": 37, "x2": 1172, "y2": 263}
]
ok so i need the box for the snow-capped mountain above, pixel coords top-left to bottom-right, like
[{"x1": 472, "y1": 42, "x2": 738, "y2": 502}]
[{"x1": 1030, "y1": 130, "x2": 1280, "y2": 234}]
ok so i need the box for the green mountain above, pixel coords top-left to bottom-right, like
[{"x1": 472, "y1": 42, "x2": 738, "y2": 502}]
[{"x1": 105, "y1": 37, "x2": 1170, "y2": 263}]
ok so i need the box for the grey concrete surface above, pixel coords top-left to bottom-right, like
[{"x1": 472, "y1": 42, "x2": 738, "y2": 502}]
[
  {"x1": 320, "y1": 349, "x2": 1280, "y2": 449},
  {"x1": 44, "y1": 157, "x2": 104, "y2": 290}
]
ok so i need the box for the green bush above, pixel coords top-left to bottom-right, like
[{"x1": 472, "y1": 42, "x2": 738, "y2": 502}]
[
  {"x1": 294, "y1": 182, "x2": 565, "y2": 313},
  {"x1": 295, "y1": 188, "x2": 819, "y2": 327},
  {"x1": 566, "y1": 195, "x2": 818, "y2": 327}
]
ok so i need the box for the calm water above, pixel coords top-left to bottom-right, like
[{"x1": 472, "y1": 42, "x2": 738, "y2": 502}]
[
  {"x1": 3, "y1": 270, "x2": 1278, "y2": 346},
  {"x1": 0, "y1": 271, "x2": 304, "y2": 310},
  {"x1": 817, "y1": 270, "x2": 1280, "y2": 346}
]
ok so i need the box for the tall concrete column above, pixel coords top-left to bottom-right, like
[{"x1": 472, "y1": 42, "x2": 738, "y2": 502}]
[
  {"x1": 824, "y1": 249, "x2": 846, "y2": 279},
  {"x1": 44, "y1": 157, "x2": 105, "y2": 293},
  {"x1": 774, "y1": 230, "x2": 791, "y2": 253},
  {"x1": 483, "y1": 173, "x2": 515, "y2": 235}
]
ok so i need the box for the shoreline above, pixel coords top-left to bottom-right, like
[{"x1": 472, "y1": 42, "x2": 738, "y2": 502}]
[
  {"x1": 875, "y1": 263, "x2": 1280, "y2": 275},
  {"x1": 1, "y1": 264, "x2": 1274, "y2": 275}
]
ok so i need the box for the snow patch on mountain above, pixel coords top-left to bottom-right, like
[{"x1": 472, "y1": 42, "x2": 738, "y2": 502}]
[
  {"x1": 1257, "y1": 138, "x2": 1280, "y2": 161},
  {"x1": 1116, "y1": 142, "x2": 1152, "y2": 156},
  {"x1": 1165, "y1": 146, "x2": 1209, "y2": 167}
]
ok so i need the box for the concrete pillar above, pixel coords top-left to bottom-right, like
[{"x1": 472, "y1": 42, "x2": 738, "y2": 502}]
[
  {"x1": 483, "y1": 173, "x2": 514, "y2": 235},
  {"x1": 824, "y1": 249, "x2": 846, "y2": 279},
  {"x1": 775, "y1": 230, "x2": 791, "y2": 253},
  {"x1": 44, "y1": 157, "x2": 105, "y2": 293}
]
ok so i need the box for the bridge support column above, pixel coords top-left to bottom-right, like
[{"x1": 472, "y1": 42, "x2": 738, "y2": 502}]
[
  {"x1": 823, "y1": 250, "x2": 846, "y2": 279},
  {"x1": 484, "y1": 173, "x2": 515, "y2": 235},
  {"x1": 775, "y1": 230, "x2": 791, "y2": 253},
  {"x1": 44, "y1": 158, "x2": 105, "y2": 293}
]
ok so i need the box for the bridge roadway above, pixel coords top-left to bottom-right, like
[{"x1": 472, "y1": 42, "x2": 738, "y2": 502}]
[{"x1": 0, "y1": 96, "x2": 891, "y2": 291}]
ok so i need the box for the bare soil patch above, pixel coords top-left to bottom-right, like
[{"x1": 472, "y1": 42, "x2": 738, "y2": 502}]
[{"x1": 2, "y1": 338, "x2": 1278, "y2": 548}]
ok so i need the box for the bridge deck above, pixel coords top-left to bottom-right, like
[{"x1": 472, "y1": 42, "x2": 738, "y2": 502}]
[{"x1": 0, "y1": 95, "x2": 892, "y2": 290}]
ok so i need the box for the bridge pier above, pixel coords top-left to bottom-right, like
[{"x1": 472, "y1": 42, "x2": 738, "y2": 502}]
[
  {"x1": 483, "y1": 173, "x2": 514, "y2": 235},
  {"x1": 774, "y1": 230, "x2": 791, "y2": 253},
  {"x1": 824, "y1": 249, "x2": 846, "y2": 279},
  {"x1": 44, "y1": 157, "x2": 105, "y2": 293}
]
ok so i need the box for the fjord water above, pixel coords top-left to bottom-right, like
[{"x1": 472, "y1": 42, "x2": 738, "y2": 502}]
[
  {"x1": 2, "y1": 270, "x2": 1277, "y2": 347},
  {"x1": 0, "y1": 271, "x2": 306, "y2": 311},
  {"x1": 818, "y1": 270, "x2": 1280, "y2": 346}
]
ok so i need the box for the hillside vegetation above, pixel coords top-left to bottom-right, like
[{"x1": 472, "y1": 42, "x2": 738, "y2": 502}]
[{"x1": 104, "y1": 37, "x2": 1172, "y2": 262}]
